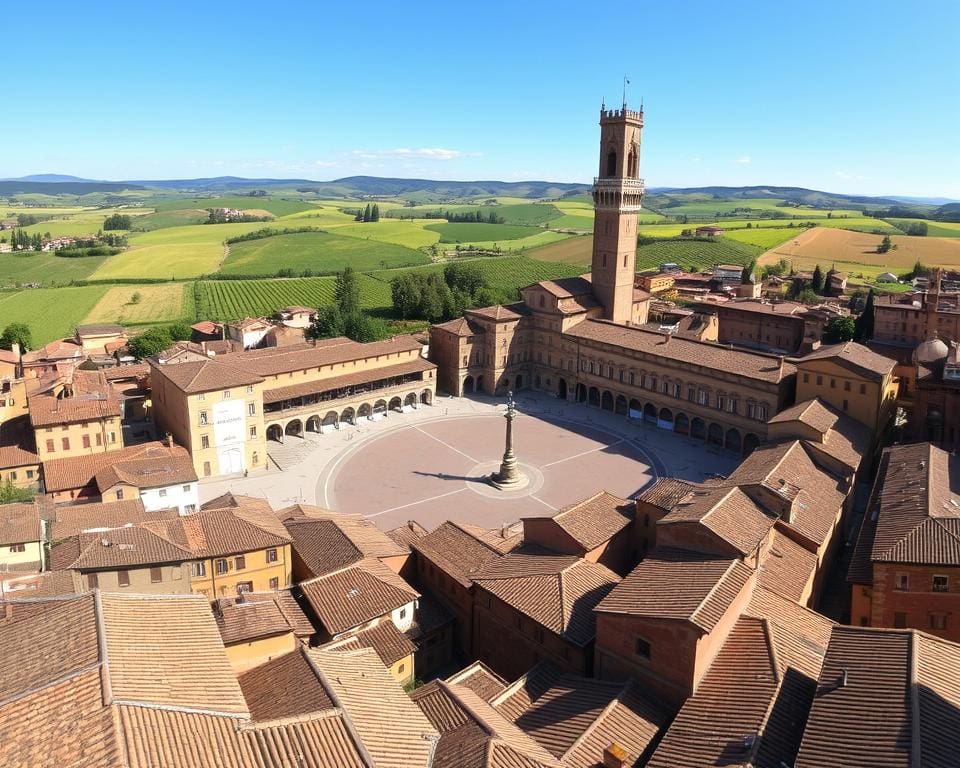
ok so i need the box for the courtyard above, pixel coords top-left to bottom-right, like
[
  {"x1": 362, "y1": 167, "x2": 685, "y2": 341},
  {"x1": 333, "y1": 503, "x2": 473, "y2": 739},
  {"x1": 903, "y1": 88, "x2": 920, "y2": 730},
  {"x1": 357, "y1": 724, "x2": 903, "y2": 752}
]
[{"x1": 198, "y1": 391, "x2": 740, "y2": 531}]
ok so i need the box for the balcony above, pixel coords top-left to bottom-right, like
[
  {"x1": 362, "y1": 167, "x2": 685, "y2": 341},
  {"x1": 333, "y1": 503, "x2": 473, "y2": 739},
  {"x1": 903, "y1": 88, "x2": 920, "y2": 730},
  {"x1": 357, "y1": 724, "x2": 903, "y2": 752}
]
[{"x1": 592, "y1": 177, "x2": 645, "y2": 212}]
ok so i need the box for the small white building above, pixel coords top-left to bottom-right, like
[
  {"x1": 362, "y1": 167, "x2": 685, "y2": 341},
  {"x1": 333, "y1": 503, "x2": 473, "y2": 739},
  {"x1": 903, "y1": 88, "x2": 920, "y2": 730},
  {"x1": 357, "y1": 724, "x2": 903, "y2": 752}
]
[{"x1": 876, "y1": 272, "x2": 900, "y2": 284}]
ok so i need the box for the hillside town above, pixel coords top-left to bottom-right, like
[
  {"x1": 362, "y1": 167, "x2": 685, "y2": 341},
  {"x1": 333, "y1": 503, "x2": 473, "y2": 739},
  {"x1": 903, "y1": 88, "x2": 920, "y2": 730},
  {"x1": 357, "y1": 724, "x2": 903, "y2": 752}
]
[{"x1": 1, "y1": 105, "x2": 959, "y2": 768}]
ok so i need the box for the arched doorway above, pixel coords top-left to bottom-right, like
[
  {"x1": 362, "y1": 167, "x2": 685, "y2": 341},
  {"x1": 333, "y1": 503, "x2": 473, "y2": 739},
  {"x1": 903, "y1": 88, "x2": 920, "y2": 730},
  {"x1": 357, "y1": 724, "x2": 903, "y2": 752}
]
[
  {"x1": 629, "y1": 398, "x2": 642, "y2": 418},
  {"x1": 389, "y1": 396, "x2": 403, "y2": 413},
  {"x1": 725, "y1": 428, "x2": 742, "y2": 454},
  {"x1": 463, "y1": 376, "x2": 475, "y2": 394},
  {"x1": 341, "y1": 407, "x2": 355, "y2": 426},
  {"x1": 421, "y1": 389, "x2": 432, "y2": 405},
  {"x1": 601, "y1": 391, "x2": 614, "y2": 411},
  {"x1": 743, "y1": 433, "x2": 761, "y2": 456},
  {"x1": 306, "y1": 415, "x2": 320, "y2": 433},
  {"x1": 558, "y1": 379, "x2": 568, "y2": 400},
  {"x1": 576, "y1": 383, "x2": 587, "y2": 403},
  {"x1": 615, "y1": 394, "x2": 628, "y2": 415},
  {"x1": 643, "y1": 403, "x2": 657, "y2": 424},
  {"x1": 707, "y1": 423, "x2": 724, "y2": 445},
  {"x1": 321, "y1": 412, "x2": 339, "y2": 434},
  {"x1": 476, "y1": 375, "x2": 485, "y2": 393},
  {"x1": 373, "y1": 399, "x2": 387, "y2": 420},
  {"x1": 358, "y1": 403, "x2": 373, "y2": 421},
  {"x1": 515, "y1": 374, "x2": 523, "y2": 390},
  {"x1": 588, "y1": 387, "x2": 600, "y2": 407},
  {"x1": 659, "y1": 407, "x2": 673, "y2": 428},
  {"x1": 674, "y1": 413, "x2": 690, "y2": 435},
  {"x1": 285, "y1": 419, "x2": 303, "y2": 438},
  {"x1": 691, "y1": 417, "x2": 706, "y2": 439},
  {"x1": 404, "y1": 392, "x2": 418, "y2": 410},
  {"x1": 267, "y1": 424, "x2": 283, "y2": 443}
]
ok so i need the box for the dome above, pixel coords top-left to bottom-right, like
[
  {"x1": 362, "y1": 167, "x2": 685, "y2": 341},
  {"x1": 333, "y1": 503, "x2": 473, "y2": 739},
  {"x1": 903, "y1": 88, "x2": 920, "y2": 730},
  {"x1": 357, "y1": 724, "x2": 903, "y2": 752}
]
[{"x1": 914, "y1": 337, "x2": 949, "y2": 365}]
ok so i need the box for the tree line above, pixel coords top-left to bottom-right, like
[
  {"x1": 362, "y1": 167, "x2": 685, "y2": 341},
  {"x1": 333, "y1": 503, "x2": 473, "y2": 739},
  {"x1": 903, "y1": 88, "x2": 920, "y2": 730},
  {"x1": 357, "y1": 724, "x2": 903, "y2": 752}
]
[
  {"x1": 391, "y1": 262, "x2": 500, "y2": 323},
  {"x1": 354, "y1": 204, "x2": 381, "y2": 222},
  {"x1": 306, "y1": 266, "x2": 390, "y2": 343},
  {"x1": 391, "y1": 208, "x2": 505, "y2": 224},
  {"x1": 103, "y1": 213, "x2": 132, "y2": 230}
]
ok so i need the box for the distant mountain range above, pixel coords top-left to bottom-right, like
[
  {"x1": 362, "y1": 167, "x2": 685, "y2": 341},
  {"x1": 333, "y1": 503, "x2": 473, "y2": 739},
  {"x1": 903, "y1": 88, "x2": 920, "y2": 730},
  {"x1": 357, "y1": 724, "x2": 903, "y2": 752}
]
[{"x1": 1, "y1": 174, "x2": 956, "y2": 211}]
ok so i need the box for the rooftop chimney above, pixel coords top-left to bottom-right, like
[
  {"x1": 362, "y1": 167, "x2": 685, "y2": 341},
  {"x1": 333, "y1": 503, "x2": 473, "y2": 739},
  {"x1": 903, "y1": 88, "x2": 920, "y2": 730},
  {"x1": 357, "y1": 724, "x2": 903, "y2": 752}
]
[{"x1": 603, "y1": 743, "x2": 628, "y2": 768}]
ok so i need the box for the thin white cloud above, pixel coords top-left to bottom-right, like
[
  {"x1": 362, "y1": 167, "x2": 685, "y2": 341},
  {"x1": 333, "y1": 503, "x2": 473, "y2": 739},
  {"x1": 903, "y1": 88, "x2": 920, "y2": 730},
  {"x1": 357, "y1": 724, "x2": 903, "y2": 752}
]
[
  {"x1": 735, "y1": 155, "x2": 752, "y2": 165},
  {"x1": 350, "y1": 147, "x2": 472, "y2": 161}
]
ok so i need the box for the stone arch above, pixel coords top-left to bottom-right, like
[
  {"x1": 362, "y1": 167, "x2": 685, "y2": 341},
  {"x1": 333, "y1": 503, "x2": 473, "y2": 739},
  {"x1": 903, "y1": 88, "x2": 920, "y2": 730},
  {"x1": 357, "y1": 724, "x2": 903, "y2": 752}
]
[
  {"x1": 515, "y1": 374, "x2": 523, "y2": 390},
  {"x1": 576, "y1": 383, "x2": 587, "y2": 403},
  {"x1": 691, "y1": 417, "x2": 706, "y2": 439},
  {"x1": 643, "y1": 403, "x2": 657, "y2": 424},
  {"x1": 707, "y1": 423, "x2": 724, "y2": 445},
  {"x1": 725, "y1": 428, "x2": 742, "y2": 454},
  {"x1": 627, "y1": 146, "x2": 638, "y2": 178},
  {"x1": 340, "y1": 407, "x2": 355, "y2": 426},
  {"x1": 306, "y1": 415, "x2": 321, "y2": 433},
  {"x1": 404, "y1": 392, "x2": 418, "y2": 409},
  {"x1": 606, "y1": 149, "x2": 617, "y2": 177},
  {"x1": 374, "y1": 399, "x2": 388, "y2": 418},
  {"x1": 463, "y1": 375, "x2": 475, "y2": 394},
  {"x1": 743, "y1": 433, "x2": 761, "y2": 456},
  {"x1": 358, "y1": 403, "x2": 373, "y2": 420},
  {"x1": 558, "y1": 379, "x2": 567, "y2": 400},
  {"x1": 285, "y1": 419, "x2": 303, "y2": 438},
  {"x1": 266, "y1": 424, "x2": 283, "y2": 443},
  {"x1": 674, "y1": 412, "x2": 690, "y2": 435},
  {"x1": 601, "y1": 390, "x2": 614, "y2": 411},
  {"x1": 615, "y1": 394, "x2": 628, "y2": 415},
  {"x1": 659, "y1": 407, "x2": 673, "y2": 426},
  {"x1": 421, "y1": 389, "x2": 432, "y2": 405},
  {"x1": 588, "y1": 386, "x2": 600, "y2": 407},
  {"x1": 629, "y1": 398, "x2": 642, "y2": 417},
  {"x1": 476, "y1": 375, "x2": 485, "y2": 393},
  {"x1": 321, "y1": 411, "x2": 339, "y2": 433},
  {"x1": 389, "y1": 396, "x2": 403, "y2": 412}
]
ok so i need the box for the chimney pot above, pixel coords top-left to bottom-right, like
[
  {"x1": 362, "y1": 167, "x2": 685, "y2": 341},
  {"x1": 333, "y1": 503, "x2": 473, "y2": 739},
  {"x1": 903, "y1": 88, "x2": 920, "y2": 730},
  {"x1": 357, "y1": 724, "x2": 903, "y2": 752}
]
[{"x1": 603, "y1": 743, "x2": 628, "y2": 768}]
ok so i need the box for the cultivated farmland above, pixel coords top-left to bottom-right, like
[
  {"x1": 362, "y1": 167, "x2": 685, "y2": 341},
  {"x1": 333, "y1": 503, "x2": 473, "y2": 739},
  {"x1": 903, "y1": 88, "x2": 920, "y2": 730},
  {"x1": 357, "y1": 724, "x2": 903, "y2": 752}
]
[
  {"x1": 425, "y1": 222, "x2": 542, "y2": 243},
  {"x1": 0, "y1": 285, "x2": 109, "y2": 344},
  {"x1": 0, "y1": 250, "x2": 109, "y2": 286},
  {"x1": 84, "y1": 283, "x2": 190, "y2": 326}
]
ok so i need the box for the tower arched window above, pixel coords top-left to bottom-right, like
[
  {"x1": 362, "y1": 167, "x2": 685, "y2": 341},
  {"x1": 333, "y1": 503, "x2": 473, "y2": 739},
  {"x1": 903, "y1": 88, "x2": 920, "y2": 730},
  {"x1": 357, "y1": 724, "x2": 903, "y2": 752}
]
[
  {"x1": 628, "y1": 146, "x2": 638, "y2": 178},
  {"x1": 606, "y1": 150, "x2": 617, "y2": 177}
]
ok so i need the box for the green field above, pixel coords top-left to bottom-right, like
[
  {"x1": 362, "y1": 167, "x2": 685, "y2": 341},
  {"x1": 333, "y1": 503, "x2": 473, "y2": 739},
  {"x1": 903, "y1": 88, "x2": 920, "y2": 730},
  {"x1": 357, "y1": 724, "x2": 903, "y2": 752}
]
[
  {"x1": 0, "y1": 250, "x2": 109, "y2": 286},
  {"x1": 130, "y1": 208, "x2": 209, "y2": 231},
  {"x1": 220, "y1": 230, "x2": 430, "y2": 277},
  {"x1": 634, "y1": 238, "x2": 760, "y2": 273},
  {"x1": 151, "y1": 196, "x2": 317, "y2": 217},
  {"x1": 722, "y1": 227, "x2": 800, "y2": 250},
  {"x1": 325, "y1": 220, "x2": 441, "y2": 248},
  {"x1": 389, "y1": 202, "x2": 562, "y2": 227},
  {"x1": 425, "y1": 222, "x2": 540, "y2": 243},
  {"x1": 885, "y1": 219, "x2": 960, "y2": 238},
  {"x1": 195, "y1": 274, "x2": 393, "y2": 321},
  {"x1": 84, "y1": 283, "x2": 191, "y2": 326},
  {"x1": 0, "y1": 285, "x2": 109, "y2": 344}
]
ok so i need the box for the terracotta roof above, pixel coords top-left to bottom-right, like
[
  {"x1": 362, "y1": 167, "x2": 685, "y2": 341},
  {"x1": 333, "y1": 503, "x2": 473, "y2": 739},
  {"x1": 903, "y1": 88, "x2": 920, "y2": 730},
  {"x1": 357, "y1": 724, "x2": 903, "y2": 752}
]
[
  {"x1": 716, "y1": 298, "x2": 807, "y2": 316},
  {"x1": 191, "y1": 320, "x2": 222, "y2": 335},
  {"x1": 431, "y1": 316, "x2": 482, "y2": 337},
  {"x1": 530, "y1": 276, "x2": 594, "y2": 299},
  {"x1": 56, "y1": 525, "x2": 194, "y2": 571},
  {"x1": 262, "y1": 356, "x2": 435, "y2": 404},
  {"x1": 310, "y1": 645, "x2": 439, "y2": 767},
  {"x1": 472, "y1": 554, "x2": 620, "y2": 647},
  {"x1": 0, "y1": 569, "x2": 78, "y2": 601},
  {"x1": 795, "y1": 340, "x2": 895, "y2": 380},
  {"x1": 387, "y1": 520, "x2": 429, "y2": 549},
  {"x1": 48, "y1": 498, "x2": 178, "y2": 539},
  {"x1": 94, "y1": 444, "x2": 197, "y2": 492},
  {"x1": 456, "y1": 521, "x2": 524, "y2": 554},
  {"x1": 413, "y1": 521, "x2": 509, "y2": 588},
  {"x1": 768, "y1": 398, "x2": 871, "y2": 473},
  {"x1": 239, "y1": 646, "x2": 335, "y2": 722},
  {"x1": 757, "y1": 529, "x2": 818, "y2": 603},
  {"x1": 531, "y1": 490, "x2": 633, "y2": 552},
  {"x1": 565, "y1": 319, "x2": 795, "y2": 382},
  {"x1": 299, "y1": 557, "x2": 418, "y2": 635},
  {"x1": 595, "y1": 548, "x2": 754, "y2": 632},
  {"x1": 42, "y1": 440, "x2": 189, "y2": 494},
  {"x1": 149, "y1": 357, "x2": 264, "y2": 393},
  {"x1": 28, "y1": 372, "x2": 121, "y2": 427},
  {"x1": 637, "y1": 477, "x2": 698, "y2": 510},
  {"x1": 0, "y1": 501, "x2": 42, "y2": 546},
  {"x1": 101, "y1": 363, "x2": 149, "y2": 381},
  {"x1": 796, "y1": 626, "x2": 960, "y2": 768},
  {"x1": 0, "y1": 416, "x2": 39, "y2": 469},
  {"x1": 214, "y1": 595, "x2": 294, "y2": 645},
  {"x1": 466, "y1": 304, "x2": 524, "y2": 322},
  {"x1": 658, "y1": 484, "x2": 776, "y2": 556},
  {"x1": 76, "y1": 323, "x2": 124, "y2": 337},
  {"x1": 350, "y1": 619, "x2": 417, "y2": 666},
  {"x1": 158, "y1": 502, "x2": 291, "y2": 559},
  {"x1": 446, "y1": 662, "x2": 508, "y2": 702},
  {"x1": 404, "y1": 590, "x2": 455, "y2": 644},
  {"x1": 849, "y1": 442, "x2": 960, "y2": 582}
]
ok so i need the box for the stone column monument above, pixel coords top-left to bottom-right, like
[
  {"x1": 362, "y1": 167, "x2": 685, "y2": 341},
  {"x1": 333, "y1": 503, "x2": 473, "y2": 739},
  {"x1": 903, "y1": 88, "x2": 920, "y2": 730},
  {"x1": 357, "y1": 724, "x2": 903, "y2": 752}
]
[{"x1": 490, "y1": 391, "x2": 527, "y2": 490}]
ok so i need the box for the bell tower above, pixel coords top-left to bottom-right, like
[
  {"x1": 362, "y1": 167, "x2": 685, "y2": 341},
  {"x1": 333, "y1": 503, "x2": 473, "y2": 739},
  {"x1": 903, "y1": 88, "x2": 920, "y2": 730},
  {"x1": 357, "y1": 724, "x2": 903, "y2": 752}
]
[{"x1": 591, "y1": 103, "x2": 645, "y2": 324}]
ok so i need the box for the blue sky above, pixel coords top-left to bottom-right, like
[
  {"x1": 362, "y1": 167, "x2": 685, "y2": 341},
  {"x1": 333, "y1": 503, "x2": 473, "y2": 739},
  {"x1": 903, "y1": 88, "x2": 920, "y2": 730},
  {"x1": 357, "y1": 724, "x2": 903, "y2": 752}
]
[{"x1": 5, "y1": 0, "x2": 959, "y2": 197}]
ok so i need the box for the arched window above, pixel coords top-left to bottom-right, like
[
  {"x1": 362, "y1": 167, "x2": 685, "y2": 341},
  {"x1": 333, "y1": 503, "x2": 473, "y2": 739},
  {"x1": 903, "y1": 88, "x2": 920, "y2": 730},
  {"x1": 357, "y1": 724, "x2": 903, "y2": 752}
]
[
  {"x1": 628, "y1": 147, "x2": 638, "y2": 177},
  {"x1": 606, "y1": 150, "x2": 617, "y2": 177},
  {"x1": 539, "y1": 294, "x2": 545, "y2": 308}
]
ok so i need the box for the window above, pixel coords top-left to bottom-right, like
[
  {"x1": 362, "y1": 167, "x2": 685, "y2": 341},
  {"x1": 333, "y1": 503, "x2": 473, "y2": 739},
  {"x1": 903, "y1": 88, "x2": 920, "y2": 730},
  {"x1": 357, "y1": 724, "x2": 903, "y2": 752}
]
[
  {"x1": 45, "y1": 439, "x2": 54, "y2": 453},
  {"x1": 191, "y1": 561, "x2": 207, "y2": 577},
  {"x1": 198, "y1": 393, "x2": 205, "y2": 401},
  {"x1": 61, "y1": 437, "x2": 70, "y2": 451},
  {"x1": 26, "y1": 470, "x2": 33, "y2": 479},
  {"x1": 87, "y1": 573, "x2": 98, "y2": 590},
  {"x1": 9, "y1": 472, "x2": 15, "y2": 481},
  {"x1": 844, "y1": 381, "x2": 851, "y2": 392},
  {"x1": 269, "y1": 577, "x2": 279, "y2": 590},
  {"x1": 534, "y1": 627, "x2": 544, "y2": 644},
  {"x1": 399, "y1": 608, "x2": 407, "y2": 620},
  {"x1": 235, "y1": 554, "x2": 246, "y2": 570},
  {"x1": 118, "y1": 570, "x2": 130, "y2": 587},
  {"x1": 249, "y1": 426, "x2": 257, "y2": 438},
  {"x1": 116, "y1": 489, "x2": 124, "y2": 500},
  {"x1": 635, "y1": 638, "x2": 651, "y2": 659},
  {"x1": 182, "y1": 484, "x2": 191, "y2": 493},
  {"x1": 82, "y1": 434, "x2": 91, "y2": 449},
  {"x1": 150, "y1": 568, "x2": 162, "y2": 584},
  {"x1": 842, "y1": 399, "x2": 849, "y2": 411},
  {"x1": 222, "y1": 390, "x2": 231, "y2": 399},
  {"x1": 95, "y1": 433, "x2": 102, "y2": 446},
  {"x1": 895, "y1": 573, "x2": 909, "y2": 591},
  {"x1": 9, "y1": 543, "x2": 25, "y2": 553},
  {"x1": 201, "y1": 435, "x2": 210, "y2": 449},
  {"x1": 215, "y1": 558, "x2": 228, "y2": 575},
  {"x1": 247, "y1": 403, "x2": 256, "y2": 416},
  {"x1": 933, "y1": 575, "x2": 949, "y2": 593},
  {"x1": 109, "y1": 432, "x2": 116, "y2": 444},
  {"x1": 930, "y1": 613, "x2": 948, "y2": 630},
  {"x1": 398, "y1": 663, "x2": 405, "y2": 675},
  {"x1": 803, "y1": 373, "x2": 809, "y2": 383},
  {"x1": 236, "y1": 581, "x2": 253, "y2": 594},
  {"x1": 830, "y1": 378, "x2": 836, "y2": 389},
  {"x1": 816, "y1": 376, "x2": 823, "y2": 386},
  {"x1": 159, "y1": 488, "x2": 167, "y2": 498},
  {"x1": 698, "y1": 390, "x2": 708, "y2": 406},
  {"x1": 199, "y1": 411, "x2": 208, "y2": 426},
  {"x1": 716, "y1": 395, "x2": 726, "y2": 411},
  {"x1": 756, "y1": 404, "x2": 768, "y2": 421},
  {"x1": 246, "y1": 385, "x2": 254, "y2": 394},
  {"x1": 860, "y1": 383, "x2": 866, "y2": 395},
  {"x1": 266, "y1": 548, "x2": 278, "y2": 563},
  {"x1": 184, "y1": 504, "x2": 196, "y2": 514},
  {"x1": 203, "y1": 461, "x2": 211, "y2": 477},
  {"x1": 252, "y1": 452, "x2": 259, "y2": 466},
  {"x1": 894, "y1": 612, "x2": 907, "y2": 628}
]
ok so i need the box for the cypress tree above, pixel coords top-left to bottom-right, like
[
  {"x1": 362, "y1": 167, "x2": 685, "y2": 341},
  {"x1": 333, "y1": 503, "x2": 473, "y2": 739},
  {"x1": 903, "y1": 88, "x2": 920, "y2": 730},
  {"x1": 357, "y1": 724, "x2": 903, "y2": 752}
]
[
  {"x1": 811, "y1": 264, "x2": 824, "y2": 294},
  {"x1": 854, "y1": 289, "x2": 875, "y2": 341}
]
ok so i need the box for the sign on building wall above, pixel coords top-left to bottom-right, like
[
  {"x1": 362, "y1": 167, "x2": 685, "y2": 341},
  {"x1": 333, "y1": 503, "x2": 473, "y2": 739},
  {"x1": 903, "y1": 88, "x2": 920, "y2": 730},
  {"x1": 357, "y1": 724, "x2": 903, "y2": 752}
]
[{"x1": 213, "y1": 399, "x2": 245, "y2": 446}]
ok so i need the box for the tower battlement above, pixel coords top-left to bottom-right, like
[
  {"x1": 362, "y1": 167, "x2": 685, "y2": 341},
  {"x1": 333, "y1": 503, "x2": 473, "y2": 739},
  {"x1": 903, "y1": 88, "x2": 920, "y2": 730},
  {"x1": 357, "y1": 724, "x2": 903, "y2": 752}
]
[{"x1": 600, "y1": 107, "x2": 644, "y2": 123}]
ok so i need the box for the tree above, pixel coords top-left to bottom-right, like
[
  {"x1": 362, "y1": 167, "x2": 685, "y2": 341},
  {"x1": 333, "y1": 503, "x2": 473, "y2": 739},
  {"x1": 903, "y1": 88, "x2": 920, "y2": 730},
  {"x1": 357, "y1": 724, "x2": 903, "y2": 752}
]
[
  {"x1": 0, "y1": 480, "x2": 34, "y2": 504},
  {"x1": 127, "y1": 327, "x2": 174, "y2": 359},
  {"x1": 168, "y1": 321, "x2": 192, "y2": 342},
  {"x1": 877, "y1": 235, "x2": 892, "y2": 254},
  {"x1": 306, "y1": 305, "x2": 345, "y2": 340},
  {"x1": 334, "y1": 266, "x2": 360, "y2": 315},
  {"x1": 796, "y1": 288, "x2": 819, "y2": 305},
  {"x1": 362, "y1": 203, "x2": 372, "y2": 223},
  {"x1": 371, "y1": 204, "x2": 380, "y2": 222},
  {"x1": 354, "y1": 208, "x2": 364, "y2": 222},
  {"x1": 854, "y1": 289, "x2": 875, "y2": 342},
  {"x1": 130, "y1": 291, "x2": 142, "y2": 305},
  {"x1": 811, "y1": 264, "x2": 824, "y2": 294},
  {"x1": 0, "y1": 323, "x2": 32, "y2": 352},
  {"x1": 741, "y1": 260, "x2": 756, "y2": 284},
  {"x1": 823, "y1": 316, "x2": 856, "y2": 343},
  {"x1": 103, "y1": 213, "x2": 131, "y2": 230}
]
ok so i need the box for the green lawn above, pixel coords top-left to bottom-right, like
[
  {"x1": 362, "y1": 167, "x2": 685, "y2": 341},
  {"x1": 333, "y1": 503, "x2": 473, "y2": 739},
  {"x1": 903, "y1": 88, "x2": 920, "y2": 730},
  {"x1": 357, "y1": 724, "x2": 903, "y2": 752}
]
[
  {"x1": 0, "y1": 285, "x2": 109, "y2": 344},
  {"x1": 425, "y1": 222, "x2": 542, "y2": 243},
  {"x1": 324, "y1": 220, "x2": 441, "y2": 248},
  {"x1": 129, "y1": 208, "x2": 209, "y2": 231},
  {"x1": 219, "y1": 230, "x2": 430, "y2": 277},
  {"x1": 151, "y1": 196, "x2": 317, "y2": 217},
  {"x1": 389, "y1": 203, "x2": 562, "y2": 227},
  {"x1": 885, "y1": 219, "x2": 960, "y2": 238},
  {"x1": 0, "y1": 250, "x2": 109, "y2": 286}
]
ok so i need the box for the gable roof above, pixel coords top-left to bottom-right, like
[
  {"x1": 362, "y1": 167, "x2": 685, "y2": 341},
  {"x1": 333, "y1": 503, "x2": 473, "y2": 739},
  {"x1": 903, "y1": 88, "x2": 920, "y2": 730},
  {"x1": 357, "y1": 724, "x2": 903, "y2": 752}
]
[
  {"x1": 767, "y1": 397, "x2": 871, "y2": 473},
  {"x1": 28, "y1": 370, "x2": 122, "y2": 427},
  {"x1": 595, "y1": 548, "x2": 754, "y2": 633},
  {"x1": 413, "y1": 521, "x2": 511, "y2": 588},
  {"x1": 94, "y1": 445, "x2": 197, "y2": 492},
  {"x1": 238, "y1": 646, "x2": 335, "y2": 722},
  {"x1": 159, "y1": 502, "x2": 291, "y2": 559},
  {"x1": 446, "y1": 662, "x2": 509, "y2": 703},
  {"x1": 149, "y1": 357, "x2": 264, "y2": 394},
  {"x1": 472, "y1": 554, "x2": 620, "y2": 647},
  {"x1": 658, "y1": 485, "x2": 776, "y2": 556},
  {"x1": 54, "y1": 525, "x2": 194, "y2": 571},
  {"x1": 42, "y1": 440, "x2": 188, "y2": 494},
  {"x1": 0, "y1": 502, "x2": 42, "y2": 546},
  {"x1": 795, "y1": 340, "x2": 895, "y2": 380},
  {"x1": 529, "y1": 490, "x2": 633, "y2": 552},
  {"x1": 48, "y1": 498, "x2": 176, "y2": 539}
]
